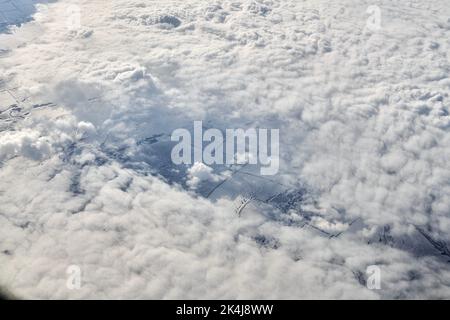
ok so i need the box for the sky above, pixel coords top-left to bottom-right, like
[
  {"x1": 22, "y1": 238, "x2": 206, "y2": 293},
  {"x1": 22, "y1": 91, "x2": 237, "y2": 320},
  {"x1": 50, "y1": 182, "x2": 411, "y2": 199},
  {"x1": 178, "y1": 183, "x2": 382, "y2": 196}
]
[{"x1": 0, "y1": 0, "x2": 450, "y2": 299}]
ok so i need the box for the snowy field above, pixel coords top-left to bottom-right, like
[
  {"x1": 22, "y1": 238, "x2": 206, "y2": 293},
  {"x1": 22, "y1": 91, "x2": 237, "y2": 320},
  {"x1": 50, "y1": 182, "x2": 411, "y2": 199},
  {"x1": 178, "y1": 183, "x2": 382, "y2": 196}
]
[{"x1": 0, "y1": 0, "x2": 450, "y2": 299}]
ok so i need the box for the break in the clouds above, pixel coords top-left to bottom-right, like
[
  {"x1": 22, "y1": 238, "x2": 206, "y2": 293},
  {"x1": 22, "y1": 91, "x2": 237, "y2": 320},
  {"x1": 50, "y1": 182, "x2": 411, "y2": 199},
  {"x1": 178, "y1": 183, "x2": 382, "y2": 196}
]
[{"x1": 1, "y1": 0, "x2": 450, "y2": 299}]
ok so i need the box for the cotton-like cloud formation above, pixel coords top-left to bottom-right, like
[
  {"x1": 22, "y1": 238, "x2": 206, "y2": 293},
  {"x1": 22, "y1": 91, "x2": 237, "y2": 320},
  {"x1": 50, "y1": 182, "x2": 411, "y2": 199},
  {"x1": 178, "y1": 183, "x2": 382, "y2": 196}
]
[
  {"x1": 0, "y1": 0, "x2": 450, "y2": 299},
  {"x1": 187, "y1": 162, "x2": 222, "y2": 189}
]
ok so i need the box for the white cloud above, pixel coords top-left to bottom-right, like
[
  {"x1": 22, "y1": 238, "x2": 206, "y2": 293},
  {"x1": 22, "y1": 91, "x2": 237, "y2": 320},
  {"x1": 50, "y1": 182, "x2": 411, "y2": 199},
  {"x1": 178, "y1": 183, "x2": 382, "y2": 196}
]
[
  {"x1": 0, "y1": 0, "x2": 450, "y2": 299},
  {"x1": 187, "y1": 162, "x2": 221, "y2": 189}
]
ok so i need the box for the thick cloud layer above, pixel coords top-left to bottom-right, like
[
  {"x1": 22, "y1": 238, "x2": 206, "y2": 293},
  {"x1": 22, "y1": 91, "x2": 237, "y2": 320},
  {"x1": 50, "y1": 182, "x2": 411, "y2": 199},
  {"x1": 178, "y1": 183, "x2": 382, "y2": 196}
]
[{"x1": 0, "y1": 0, "x2": 450, "y2": 299}]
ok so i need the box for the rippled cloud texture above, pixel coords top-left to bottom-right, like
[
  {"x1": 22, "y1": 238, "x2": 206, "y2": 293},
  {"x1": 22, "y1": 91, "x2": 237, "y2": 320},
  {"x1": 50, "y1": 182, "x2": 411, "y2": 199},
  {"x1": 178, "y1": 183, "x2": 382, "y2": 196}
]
[{"x1": 0, "y1": 0, "x2": 450, "y2": 299}]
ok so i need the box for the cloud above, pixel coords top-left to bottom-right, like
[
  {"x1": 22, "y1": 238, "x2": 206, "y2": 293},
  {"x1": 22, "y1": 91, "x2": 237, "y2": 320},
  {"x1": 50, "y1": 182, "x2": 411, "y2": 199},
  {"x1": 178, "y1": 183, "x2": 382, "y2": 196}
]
[
  {"x1": 187, "y1": 162, "x2": 221, "y2": 189},
  {"x1": 0, "y1": 0, "x2": 450, "y2": 299}
]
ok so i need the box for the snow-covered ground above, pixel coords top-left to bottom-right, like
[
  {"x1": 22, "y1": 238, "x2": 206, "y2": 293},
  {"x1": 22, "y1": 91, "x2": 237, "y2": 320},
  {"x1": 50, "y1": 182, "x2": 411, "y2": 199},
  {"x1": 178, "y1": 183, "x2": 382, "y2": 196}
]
[{"x1": 0, "y1": 0, "x2": 450, "y2": 299}]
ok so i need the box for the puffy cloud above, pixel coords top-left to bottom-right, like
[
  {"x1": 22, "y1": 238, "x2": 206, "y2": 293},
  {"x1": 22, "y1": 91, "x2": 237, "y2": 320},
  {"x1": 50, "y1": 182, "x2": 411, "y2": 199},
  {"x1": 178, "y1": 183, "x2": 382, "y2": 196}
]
[
  {"x1": 187, "y1": 162, "x2": 221, "y2": 189},
  {"x1": 0, "y1": 129, "x2": 52, "y2": 161},
  {"x1": 0, "y1": 0, "x2": 450, "y2": 299}
]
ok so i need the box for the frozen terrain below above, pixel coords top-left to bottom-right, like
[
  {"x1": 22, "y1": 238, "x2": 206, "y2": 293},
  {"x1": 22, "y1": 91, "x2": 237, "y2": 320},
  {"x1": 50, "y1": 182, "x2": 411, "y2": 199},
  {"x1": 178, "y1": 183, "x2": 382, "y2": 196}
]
[{"x1": 1, "y1": 0, "x2": 450, "y2": 299}]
